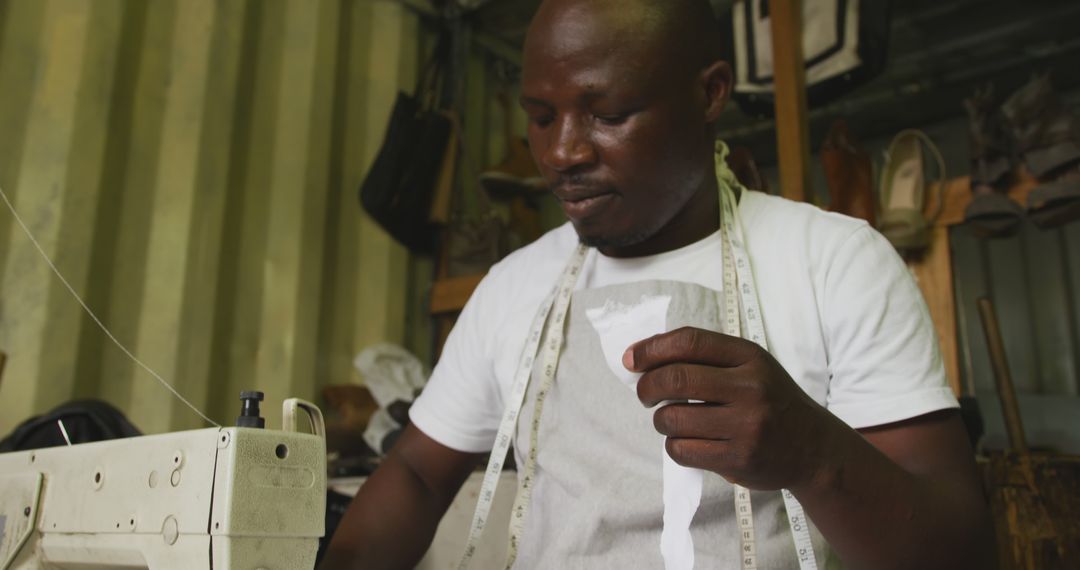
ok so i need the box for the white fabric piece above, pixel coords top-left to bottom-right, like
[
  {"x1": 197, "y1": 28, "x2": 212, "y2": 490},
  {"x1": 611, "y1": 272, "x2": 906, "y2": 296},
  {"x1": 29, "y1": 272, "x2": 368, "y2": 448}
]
[
  {"x1": 355, "y1": 344, "x2": 430, "y2": 453},
  {"x1": 353, "y1": 343, "x2": 429, "y2": 407},
  {"x1": 584, "y1": 295, "x2": 670, "y2": 390},
  {"x1": 662, "y1": 449, "x2": 703, "y2": 570},
  {"x1": 585, "y1": 295, "x2": 701, "y2": 569},
  {"x1": 362, "y1": 408, "x2": 398, "y2": 453}
]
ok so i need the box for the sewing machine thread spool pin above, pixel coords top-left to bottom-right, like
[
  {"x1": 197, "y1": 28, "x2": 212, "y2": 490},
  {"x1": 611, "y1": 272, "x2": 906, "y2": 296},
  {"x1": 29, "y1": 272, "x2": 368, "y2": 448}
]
[{"x1": 237, "y1": 390, "x2": 266, "y2": 429}]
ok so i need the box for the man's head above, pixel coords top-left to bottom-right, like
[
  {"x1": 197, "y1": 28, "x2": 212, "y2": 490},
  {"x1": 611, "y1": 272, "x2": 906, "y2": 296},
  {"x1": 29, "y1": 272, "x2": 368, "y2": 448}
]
[{"x1": 521, "y1": 0, "x2": 732, "y2": 257}]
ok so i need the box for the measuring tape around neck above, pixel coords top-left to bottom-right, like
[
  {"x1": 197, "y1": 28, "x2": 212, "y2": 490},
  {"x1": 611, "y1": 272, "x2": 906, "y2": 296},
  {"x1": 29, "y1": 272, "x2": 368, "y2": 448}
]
[
  {"x1": 719, "y1": 188, "x2": 761, "y2": 569},
  {"x1": 457, "y1": 243, "x2": 587, "y2": 570},
  {"x1": 458, "y1": 163, "x2": 819, "y2": 570},
  {"x1": 719, "y1": 174, "x2": 819, "y2": 570}
]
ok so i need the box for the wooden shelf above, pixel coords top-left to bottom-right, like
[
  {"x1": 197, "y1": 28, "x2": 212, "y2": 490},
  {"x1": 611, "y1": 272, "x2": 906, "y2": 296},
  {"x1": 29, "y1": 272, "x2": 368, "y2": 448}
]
[
  {"x1": 909, "y1": 168, "x2": 1038, "y2": 397},
  {"x1": 930, "y1": 171, "x2": 1037, "y2": 228},
  {"x1": 430, "y1": 273, "x2": 486, "y2": 315}
]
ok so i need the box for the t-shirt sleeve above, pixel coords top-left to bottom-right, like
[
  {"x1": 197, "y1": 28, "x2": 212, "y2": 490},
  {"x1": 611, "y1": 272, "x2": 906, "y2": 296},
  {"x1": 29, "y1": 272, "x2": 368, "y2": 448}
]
[
  {"x1": 409, "y1": 271, "x2": 506, "y2": 453},
  {"x1": 822, "y1": 225, "x2": 958, "y2": 429}
]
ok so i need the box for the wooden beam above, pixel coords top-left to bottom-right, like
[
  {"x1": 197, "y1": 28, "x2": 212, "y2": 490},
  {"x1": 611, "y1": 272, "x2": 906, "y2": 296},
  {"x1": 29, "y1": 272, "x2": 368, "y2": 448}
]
[
  {"x1": 769, "y1": 0, "x2": 811, "y2": 203},
  {"x1": 909, "y1": 225, "x2": 962, "y2": 397}
]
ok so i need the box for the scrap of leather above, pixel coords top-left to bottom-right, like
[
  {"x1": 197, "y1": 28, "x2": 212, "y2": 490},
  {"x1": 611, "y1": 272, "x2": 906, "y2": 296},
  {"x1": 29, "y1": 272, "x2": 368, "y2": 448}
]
[{"x1": 820, "y1": 119, "x2": 876, "y2": 225}]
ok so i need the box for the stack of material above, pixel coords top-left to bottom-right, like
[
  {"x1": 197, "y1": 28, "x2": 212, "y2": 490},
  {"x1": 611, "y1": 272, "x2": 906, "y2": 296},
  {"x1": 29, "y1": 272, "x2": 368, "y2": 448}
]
[{"x1": 981, "y1": 452, "x2": 1080, "y2": 568}]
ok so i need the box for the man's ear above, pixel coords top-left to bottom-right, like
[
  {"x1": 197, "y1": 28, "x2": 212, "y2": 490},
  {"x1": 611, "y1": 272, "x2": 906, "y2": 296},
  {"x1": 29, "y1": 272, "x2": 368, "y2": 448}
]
[{"x1": 701, "y1": 60, "x2": 733, "y2": 122}]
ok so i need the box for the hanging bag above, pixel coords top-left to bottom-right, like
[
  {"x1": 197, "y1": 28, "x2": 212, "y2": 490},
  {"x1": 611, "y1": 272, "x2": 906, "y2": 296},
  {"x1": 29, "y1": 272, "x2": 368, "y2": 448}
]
[{"x1": 358, "y1": 32, "x2": 453, "y2": 255}]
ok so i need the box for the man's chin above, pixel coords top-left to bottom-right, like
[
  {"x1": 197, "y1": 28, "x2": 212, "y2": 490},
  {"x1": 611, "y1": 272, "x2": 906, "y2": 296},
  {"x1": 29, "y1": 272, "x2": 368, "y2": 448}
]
[{"x1": 574, "y1": 225, "x2": 651, "y2": 251}]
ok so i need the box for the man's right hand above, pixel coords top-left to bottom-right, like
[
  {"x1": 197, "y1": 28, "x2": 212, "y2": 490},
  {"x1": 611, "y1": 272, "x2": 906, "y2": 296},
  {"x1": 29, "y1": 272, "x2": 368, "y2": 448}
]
[{"x1": 320, "y1": 424, "x2": 484, "y2": 570}]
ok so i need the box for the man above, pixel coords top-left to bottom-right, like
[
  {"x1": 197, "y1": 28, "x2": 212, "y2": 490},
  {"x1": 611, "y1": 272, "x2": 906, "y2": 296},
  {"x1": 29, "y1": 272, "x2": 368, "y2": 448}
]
[{"x1": 323, "y1": 0, "x2": 993, "y2": 568}]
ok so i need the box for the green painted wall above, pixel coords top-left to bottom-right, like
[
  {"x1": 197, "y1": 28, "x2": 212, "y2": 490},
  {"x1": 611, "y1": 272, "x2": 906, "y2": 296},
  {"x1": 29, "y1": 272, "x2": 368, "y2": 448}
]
[{"x1": 0, "y1": 0, "x2": 426, "y2": 434}]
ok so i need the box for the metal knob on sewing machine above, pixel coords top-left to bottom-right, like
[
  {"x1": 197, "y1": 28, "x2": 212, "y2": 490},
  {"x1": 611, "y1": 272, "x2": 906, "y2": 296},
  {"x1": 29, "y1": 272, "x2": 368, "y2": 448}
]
[{"x1": 236, "y1": 391, "x2": 266, "y2": 429}]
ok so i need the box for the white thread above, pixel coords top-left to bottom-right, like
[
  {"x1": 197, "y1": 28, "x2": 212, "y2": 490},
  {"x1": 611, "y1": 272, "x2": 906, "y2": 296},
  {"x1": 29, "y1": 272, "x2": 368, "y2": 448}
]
[
  {"x1": 57, "y1": 419, "x2": 73, "y2": 446},
  {"x1": 0, "y1": 183, "x2": 219, "y2": 427}
]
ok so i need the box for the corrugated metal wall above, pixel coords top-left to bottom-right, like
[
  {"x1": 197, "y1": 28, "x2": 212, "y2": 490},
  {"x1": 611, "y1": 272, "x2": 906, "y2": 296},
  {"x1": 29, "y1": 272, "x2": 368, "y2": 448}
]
[
  {"x1": 953, "y1": 221, "x2": 1080, "y2": 397},
  {"x1": 0, "y1": 0, "x2": 429, "y2": 434},
  {"x1": 951, "y1": 217, "x2": 1080, "y2": 453}
]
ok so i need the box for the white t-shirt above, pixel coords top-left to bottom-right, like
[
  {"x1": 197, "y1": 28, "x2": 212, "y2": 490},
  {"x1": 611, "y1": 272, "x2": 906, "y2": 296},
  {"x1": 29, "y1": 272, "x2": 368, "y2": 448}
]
[{"x1": 412, "y1": 190, "x2": 957, "y2": 454}]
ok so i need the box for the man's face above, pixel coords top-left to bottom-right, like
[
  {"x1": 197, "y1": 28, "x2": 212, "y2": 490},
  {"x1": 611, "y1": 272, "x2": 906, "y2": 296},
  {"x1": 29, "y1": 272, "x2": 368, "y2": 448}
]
[{"x1": 521, "y1": 4, "x2": 715, "y2": 256}]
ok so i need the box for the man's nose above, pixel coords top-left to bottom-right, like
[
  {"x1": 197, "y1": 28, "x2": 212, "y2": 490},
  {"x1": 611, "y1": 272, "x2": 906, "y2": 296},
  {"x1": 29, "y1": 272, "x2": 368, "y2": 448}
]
[{"x1": 542, "y1": 115, "x2": 597, "y2": 173}]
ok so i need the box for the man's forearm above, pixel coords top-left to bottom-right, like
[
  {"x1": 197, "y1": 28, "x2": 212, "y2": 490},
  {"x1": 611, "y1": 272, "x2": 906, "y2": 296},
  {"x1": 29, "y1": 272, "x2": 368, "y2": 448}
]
[
  {"x1": 320, "y1": 425, "x2": 483, "y2": 570},
  {"x1": 321, "y1": 454, "x2": 450, "y2": 570},
  {"x1": 790, "y1": 411, "x2": 995, "y2": 570}
]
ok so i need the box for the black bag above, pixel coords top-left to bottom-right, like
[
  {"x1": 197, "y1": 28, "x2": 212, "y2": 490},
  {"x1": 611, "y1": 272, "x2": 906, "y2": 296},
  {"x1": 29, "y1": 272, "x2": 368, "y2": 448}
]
[
  {"x1": 0, "y1": 399, "x2": 141, "y2": 452},
  {"x1": 728, "y1": 0, "x2": 891, "y2": 117},
  {"x1": 358, "y1": 34, "x2": 453, "y2": 255}
]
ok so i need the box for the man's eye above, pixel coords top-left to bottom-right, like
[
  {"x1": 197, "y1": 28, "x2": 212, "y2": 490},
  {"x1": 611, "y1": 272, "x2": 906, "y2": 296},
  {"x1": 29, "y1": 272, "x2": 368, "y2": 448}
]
[
  {"x1": 529, "y1": 115, "x2": 554, "y2": 128},
  {"x1": 594, "y1": 113, "x2": 630, "y2": 126}
]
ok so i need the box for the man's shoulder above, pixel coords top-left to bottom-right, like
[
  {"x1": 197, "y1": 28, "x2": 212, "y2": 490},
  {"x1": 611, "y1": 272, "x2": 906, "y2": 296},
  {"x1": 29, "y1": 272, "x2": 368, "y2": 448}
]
[
  {"x1": 742, "y1": 190, "x2": 869, "y2": 237},
  {"x1": 486, "y1": 222, "x2": 578, "y2": 281},
  {"x1": 472, "y1": 222, "x2": 578, "y2": 303},
  {"x1": 741, "y1": 190, "x2": 875, "y2": 260}
]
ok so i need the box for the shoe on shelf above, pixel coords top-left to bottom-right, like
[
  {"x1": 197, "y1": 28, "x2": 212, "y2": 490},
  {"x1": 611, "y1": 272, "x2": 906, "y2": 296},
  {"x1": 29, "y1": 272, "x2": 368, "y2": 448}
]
[
  {"x1": 478, "y1": 135, "x2": 547, "y2": 200},
  {"x1": 963, "y1": 84, "x2": 1024, "y2": 238},
  {"x1": 1001, "y1": 73, "x2": 1080, "y2": 229},
  {"x1": 877, "y1": 129, "x2": 946, "y2": 253},
  {"x1": 479, "y1": 91, "x2": 547, "y2": 202}
]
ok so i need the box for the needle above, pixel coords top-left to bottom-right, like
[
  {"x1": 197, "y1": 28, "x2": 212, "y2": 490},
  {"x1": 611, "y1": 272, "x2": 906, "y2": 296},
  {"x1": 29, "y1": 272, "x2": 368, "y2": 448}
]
[{"x1": 57, "y1": 419, "x2": 73, "y2": 446}]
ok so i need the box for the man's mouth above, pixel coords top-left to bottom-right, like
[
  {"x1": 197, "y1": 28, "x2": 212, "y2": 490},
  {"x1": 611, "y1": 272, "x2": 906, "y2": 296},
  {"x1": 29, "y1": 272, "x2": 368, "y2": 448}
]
[{"x1": 555, "y1": 189, "x2": 616, "y2": 220}]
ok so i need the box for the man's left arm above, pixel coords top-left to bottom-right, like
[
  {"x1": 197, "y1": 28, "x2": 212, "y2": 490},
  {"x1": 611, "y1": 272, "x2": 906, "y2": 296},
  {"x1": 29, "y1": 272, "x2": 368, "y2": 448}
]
[
  {"x1": 629, "y1": 328, "x2": 995, "y2": 570},
  {"x1": 803, "y1": 407, "x2": 995, "y2": 569}
]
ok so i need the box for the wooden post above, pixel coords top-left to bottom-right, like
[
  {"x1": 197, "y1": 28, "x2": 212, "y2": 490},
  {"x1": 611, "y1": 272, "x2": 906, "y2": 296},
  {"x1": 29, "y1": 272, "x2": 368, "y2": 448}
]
[
  {"x1": 909, "y1": 222, "x2": 963, "y2": 397},
  {"x1": 769, "y1": 0, "x2": 811, "y2": 203},
  {"x1": 977, "y1": 297, "x2": 1029, "y2": 455}
]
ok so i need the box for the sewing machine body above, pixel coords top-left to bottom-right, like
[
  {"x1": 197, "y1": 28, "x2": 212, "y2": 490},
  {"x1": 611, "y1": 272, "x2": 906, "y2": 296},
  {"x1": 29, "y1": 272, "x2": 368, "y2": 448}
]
[{"x1": 0, "y1": 401, "x2": 326, "y2": 569}]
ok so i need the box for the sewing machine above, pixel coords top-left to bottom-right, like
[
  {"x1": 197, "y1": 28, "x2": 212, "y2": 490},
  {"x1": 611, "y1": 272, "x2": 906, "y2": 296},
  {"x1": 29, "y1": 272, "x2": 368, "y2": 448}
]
[{"x1": 0, "y1": 397, "x2": 326, "y2": 569}]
